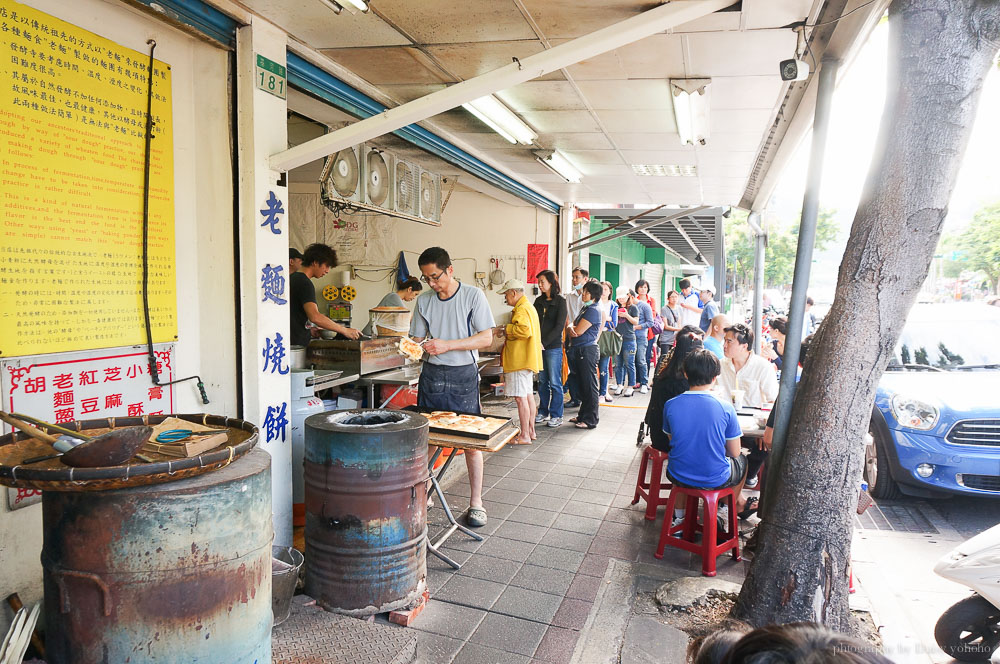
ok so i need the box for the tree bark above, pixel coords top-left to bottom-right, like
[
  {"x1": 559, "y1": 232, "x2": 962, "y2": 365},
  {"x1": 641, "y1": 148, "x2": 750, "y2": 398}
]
[{"x1": 732, "y1": 0, "x2": 1000, "y2": 630}]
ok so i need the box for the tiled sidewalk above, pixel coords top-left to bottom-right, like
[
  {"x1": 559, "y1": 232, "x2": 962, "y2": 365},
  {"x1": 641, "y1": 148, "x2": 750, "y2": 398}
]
[{"x1": 384, "y1": 398, "x2": 746, "y2": 663}]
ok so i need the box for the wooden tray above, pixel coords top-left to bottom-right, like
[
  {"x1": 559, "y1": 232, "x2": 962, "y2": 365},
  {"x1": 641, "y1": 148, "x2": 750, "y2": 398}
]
[
  {"x1": 0, "y1": 413, "x2": 258, "y2": 492},
  {"x1": 428, "y1": 426, "x2": 521, "y2": 453},
  {"x1": 405, "y1": 407, "x2": 514, "y2": 440}
]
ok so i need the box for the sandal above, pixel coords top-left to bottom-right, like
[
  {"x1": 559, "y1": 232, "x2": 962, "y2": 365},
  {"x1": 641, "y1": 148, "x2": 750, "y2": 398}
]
[
  {"x1": 568, "y1": 417, "x2": 579, "y2": 424},
  {"x1": 574, "y1": 422, "x2": 592, "y2": 429},
  {"x1": 466, "y1": 507, "x2": 487, "y2": 527},
  {"x1": 738, "y1": 496, "x2": 759, "y2": 521}
]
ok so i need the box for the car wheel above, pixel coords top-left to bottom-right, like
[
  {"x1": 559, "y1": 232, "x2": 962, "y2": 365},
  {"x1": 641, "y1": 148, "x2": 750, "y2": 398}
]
[
  {"x1": 866, "y1": 422, "x2": 901, "y2": 500},
  {"x1": 934, "y1": 595, "x2": 1000, "y2": 662}
]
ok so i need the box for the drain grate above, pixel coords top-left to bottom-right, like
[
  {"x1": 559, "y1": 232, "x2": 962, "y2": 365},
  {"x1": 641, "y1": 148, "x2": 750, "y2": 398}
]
[{"x1": 854, "y1": 501, "x2": 938, "y2": 534}]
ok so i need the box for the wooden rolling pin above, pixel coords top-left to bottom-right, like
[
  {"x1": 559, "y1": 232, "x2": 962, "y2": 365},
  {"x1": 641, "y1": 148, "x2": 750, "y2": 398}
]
[{"x1": 0, "y1": 412, "x2": 59, "y2": 444}]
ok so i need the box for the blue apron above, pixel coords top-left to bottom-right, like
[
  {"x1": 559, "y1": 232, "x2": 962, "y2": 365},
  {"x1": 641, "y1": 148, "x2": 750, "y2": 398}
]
[{"x1": 418, "y1": 362, "x2": 481, "y2": 414}]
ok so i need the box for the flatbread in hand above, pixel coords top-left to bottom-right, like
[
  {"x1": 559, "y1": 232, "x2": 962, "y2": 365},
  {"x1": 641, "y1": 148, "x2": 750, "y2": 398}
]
[{"x1": 398, "y1": 336, "x2": 424, "y2": 361}]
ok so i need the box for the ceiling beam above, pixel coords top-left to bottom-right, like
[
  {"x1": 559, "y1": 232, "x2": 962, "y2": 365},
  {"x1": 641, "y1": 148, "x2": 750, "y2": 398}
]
[
  {"x1": 571, "y1": 206, "x2": 710, "y2": 253},
  {"x1": 635, "y1": 225, "x2": 688, "y2": 262},
  {"x1": 670, "y1": 219, "x2": 709, "y2": 264},
  {"x1": 269, "y1": 0, "x2": 737, "y2": 172}
]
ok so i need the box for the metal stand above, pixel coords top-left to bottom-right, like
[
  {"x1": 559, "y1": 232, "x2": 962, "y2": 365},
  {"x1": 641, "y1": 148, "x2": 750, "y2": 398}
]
[{"x1": 425, "y1": 446, "x2": 483, "y2": 570}]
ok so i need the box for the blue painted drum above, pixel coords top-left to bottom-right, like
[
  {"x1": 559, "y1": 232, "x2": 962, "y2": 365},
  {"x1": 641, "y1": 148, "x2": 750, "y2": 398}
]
[
  {"x1": 41, "y1": 449, "x2": 273, "y2": 664},
  {"x1": 303, "y1": 409, "x2": 428, "y2": 616}
]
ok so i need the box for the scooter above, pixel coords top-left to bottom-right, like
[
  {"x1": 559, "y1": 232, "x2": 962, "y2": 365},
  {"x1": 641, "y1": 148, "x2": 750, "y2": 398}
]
[{"x1": 933, "y1": 522, "x2": 1000, "y2": 662}]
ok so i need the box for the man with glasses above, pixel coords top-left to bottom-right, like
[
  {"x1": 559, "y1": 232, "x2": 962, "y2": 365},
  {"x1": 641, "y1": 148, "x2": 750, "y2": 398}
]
[
  {"x1": 410, "y1": 247, "x2": 495, "y2": 527},
  {"x1": 719, "y1": 323, "x2": 778, "y2": 408}
]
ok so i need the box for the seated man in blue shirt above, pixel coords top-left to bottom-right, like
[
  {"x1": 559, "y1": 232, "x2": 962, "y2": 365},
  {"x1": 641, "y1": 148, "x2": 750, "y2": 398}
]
[{"x1": 663, "y1": 349, "x2": 748, "y2": 532}]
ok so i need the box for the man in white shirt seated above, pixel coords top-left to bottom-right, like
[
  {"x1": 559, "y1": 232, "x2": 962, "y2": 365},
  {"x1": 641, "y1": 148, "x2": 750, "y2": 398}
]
[{"x1": 718, "y1": 322, "x2": 778, "y2": 408}]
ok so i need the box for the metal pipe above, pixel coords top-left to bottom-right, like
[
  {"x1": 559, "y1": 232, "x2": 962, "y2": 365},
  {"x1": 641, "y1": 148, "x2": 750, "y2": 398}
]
[
  {"x1": 714, "y1": 212, "x2": 725, "y2": 309},
  {"x1": 270, "y1": 0, "x2": 735, "y2": 171},
  {"x1": 570, "y1": 204, "x2": 667, "y2": 248},
  {"x1": 751, "y1": 216, "x2": 766, "y2": 354},
  {"x1": 570, "y1": 206, "x2": 710, "y2": 253},
  {"x1": 764, "y1": 59, "x2": 840, "y2": 511}
]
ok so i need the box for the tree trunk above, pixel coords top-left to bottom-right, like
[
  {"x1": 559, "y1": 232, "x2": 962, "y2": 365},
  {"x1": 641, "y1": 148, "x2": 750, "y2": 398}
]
[{"x1": 732, "y1": 0, "x2": 1000, "y2": 630}]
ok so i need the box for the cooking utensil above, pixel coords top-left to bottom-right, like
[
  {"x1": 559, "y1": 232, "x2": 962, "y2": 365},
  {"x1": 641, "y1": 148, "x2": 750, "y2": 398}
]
[
  {"x1": 1, "y1": 412, "x2": 152, "y2": 467},
  {"x1": 155, "y1": 428, "x2": 228, "y2": 444},
  {"x1": 489, "y1": 258, "x2": 506, "y2": 287},
  {"x1": 0, "y1": 413, "x2": 83, "y2": 454}
]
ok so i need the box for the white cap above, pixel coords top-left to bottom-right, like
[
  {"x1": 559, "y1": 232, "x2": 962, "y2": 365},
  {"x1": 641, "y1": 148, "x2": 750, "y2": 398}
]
[
  {"x1": 498, "y1": 279, "x2": 525, "y2": 294},
  {"x1": 616, "y1": 286, "x2": 633, "y2": 299}
]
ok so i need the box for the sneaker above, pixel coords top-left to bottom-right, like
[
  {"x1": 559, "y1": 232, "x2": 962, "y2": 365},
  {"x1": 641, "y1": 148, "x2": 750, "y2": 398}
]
[
  {"x1": 535, "y1": 413, "x2": 550, "y2": 423},
  {"x1": 547, "y1": 417, "x2": 563, "y2": 427},
  {"x1": 613, "y1": 386, "x2": 625, "y2": 396},
  {"x1": 639, "y1": 385, "x2": 649, "y2": 394},
  {"x1": 745, "y1": 475, "x2": 759, "y2": 489},
  {"x1": 602, "y1": 394, "x2": 614, "y2": 403},
  {"x1": 624, "y1": 387, "x2": 634, "y2": 397},
  {"x1": 671, "y1": 513, "x2": 686, "y2": 528}
]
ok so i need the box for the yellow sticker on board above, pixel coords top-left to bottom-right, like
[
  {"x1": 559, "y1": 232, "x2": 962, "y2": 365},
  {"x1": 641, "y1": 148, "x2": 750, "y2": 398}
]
[{"x1": 0, "y1": 0, "x2": 177, "y2": 357}]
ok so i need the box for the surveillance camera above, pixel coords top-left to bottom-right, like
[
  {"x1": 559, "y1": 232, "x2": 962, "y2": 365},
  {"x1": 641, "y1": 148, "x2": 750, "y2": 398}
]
[{"x1": 779, "y1": 59, "x2": 810, "y2": 82}]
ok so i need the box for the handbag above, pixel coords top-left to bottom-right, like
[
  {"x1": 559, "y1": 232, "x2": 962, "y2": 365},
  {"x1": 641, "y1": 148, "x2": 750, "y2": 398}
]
[
  {"x1": 650, "y1": 314, "x2": 664, "y2": 336},
  {"x1": 598, "y1": 328, "x2": 623, "y2": 359}
]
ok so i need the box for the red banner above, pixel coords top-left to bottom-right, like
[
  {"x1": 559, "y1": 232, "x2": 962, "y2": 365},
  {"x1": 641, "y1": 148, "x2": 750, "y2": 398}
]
[{"x1": 527, "y1": 244, "x2": 548, "y2": 284}]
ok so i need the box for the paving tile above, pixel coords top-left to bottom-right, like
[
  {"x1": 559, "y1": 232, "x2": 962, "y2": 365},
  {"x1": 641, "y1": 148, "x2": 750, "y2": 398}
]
[
  {"x1": 435, "y1": 575, "x2": 507, "y2": 611},
  {"x1": 429, "y1": 543, "x2": 474, "y2": 567},
  {"x1": 539, "y1": 529, "x2": 594, "y2": 553},
  {"x1": 550, "y1": 514, "x2": 603, "y2": 535},
  {"x1": 455, "y1": 553, "x2": 523, "y2": 584},
  {"x1": 469, "y1": 613, "x2": 548, "y2": 657},
  {"x1": 492, "y1": 585, "x2": 564, "y2": 623},
  {"x1": 570, "y1": 489, "x2": 617, "y2": 506},
  {"x1": 481, "y1": 500, "x2": 517, "y2": 521},
  {"x1": 494, "y1": 521, "x2": 549, "y2": 544},
  {"x1": 486, "y1": 455, "x2": 522, "y2": 468},
  {"x1": 539, "y1": 473, "x2": 585, "y2": 488},
  {"x1": 452, "y1": 641, "x2": 531, "y2": 664},
  {"x1": 438, "y1": 532, "x2": 486, "y2": 554},
  {"x1": 603, "y1": 507, "x2": 649, "y2": 525},
  {"x1": 524, "y1": 460, "x2": 557, "y2": 473},
  {"x1": 411, "y1": 599, "x2": 488, "y2": 641},
  {"x1": 504, "y1": 467, "x2": 548, "y2": 482},
  {"x1": 476, "y1": 536, "x2": 538, "y2": 561},
  {"x1": 506, "y1": 505, "x2": 559, "y2": 528},
  {"x1": 596, "y1": 520, "x2": 645, "y2": 541},
  {"x1": 532, "y1": 625, "x2": 580, "y2": 663},
  {"x1": 527, "y1": 452, "x2": 564, "y2": 463},
  {"x1": 426, "y1": 566, "x2": 458, "y2": 593},
  {"x1": 551, "y1": 597, "x2": 594, "y2": 630},
  {"x1": 481, "y1": 488, "x2": 526, "y2": 506},
  {"x1": 445, "y1": 482, "x2": 473, "y2": 497},
  {"x1": 493, "y1": 477, "x2": 541, "y2": 493},
  {"x1": 587, "y1": 469, "x2": 627, "y2": 482},
  {"x1": 559, "y1": 501, "x2": 610, "y2": 520},
  {"x1": 530, "y1": 482, "x2": 570, "y2": 498},
  {"x1": 414, "y1": 631, "x2": 464, "y2": 664},
  {"x1": 588, "y1": 536, "x2": 641, "y2": 562},
  {"x1": 578, "y1": 479, "x2": 620, "y2": 494},
  {"x1": 552, "y1": 465, "x2": 591, "y2": 477},
  {"x1": 520, "y1": 494, "x2": 569, "y2": 512},
  {"x1": 524, "y1": 544, "x2": 585, "y2": 573},
  {"x1": 509, "y1": 563, "x2": 575, "y2": 596},
  {"x1": 565, "y1": 574, "x2": 602, "y2": 602},
  {"x1": 577, "y1": 554, "x2": 611, "y2": 578}
]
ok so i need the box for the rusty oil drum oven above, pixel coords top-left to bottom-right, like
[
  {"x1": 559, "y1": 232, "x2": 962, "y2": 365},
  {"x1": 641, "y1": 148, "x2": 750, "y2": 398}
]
[
  {"x1": 304, "y1": 409, "x2": 428, "y2": 616},
  {"x1": 41, "y1": 449, "x2": 273, "y2": 664}
]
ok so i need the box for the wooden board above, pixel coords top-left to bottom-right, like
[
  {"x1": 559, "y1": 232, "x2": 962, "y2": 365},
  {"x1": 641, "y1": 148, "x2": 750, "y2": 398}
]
[{"x1": 428, "y1": 427, "x2": 521, "y2": 453}]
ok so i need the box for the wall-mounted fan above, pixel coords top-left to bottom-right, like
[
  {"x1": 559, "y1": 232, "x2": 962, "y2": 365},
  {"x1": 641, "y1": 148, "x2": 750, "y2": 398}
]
[
  {"x1": 394, "y1": 159, "x2": 418, "y2": 216},
  {"x1": 363, "y1": 146, "x2": 393, "y2": 209}
]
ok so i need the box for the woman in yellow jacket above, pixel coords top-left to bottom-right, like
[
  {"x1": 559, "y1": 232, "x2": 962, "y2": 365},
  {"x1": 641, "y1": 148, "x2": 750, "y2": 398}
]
[{"x1": 495, "y1": 279, "x2": 543, "y2": 443}]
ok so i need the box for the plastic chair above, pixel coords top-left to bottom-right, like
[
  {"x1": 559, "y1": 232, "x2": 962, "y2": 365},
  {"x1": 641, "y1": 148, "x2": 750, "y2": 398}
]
[
  {"x1": 631, "y1": 446, "x2": 672, "y2": 521},
  {"x1": 655, "y1": 485, "x2": 741, "y2": 576}
]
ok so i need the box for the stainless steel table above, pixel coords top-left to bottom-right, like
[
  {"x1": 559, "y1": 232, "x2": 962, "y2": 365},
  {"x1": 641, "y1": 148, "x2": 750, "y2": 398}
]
[{"x1": 358, "y1": 366, "x2": 421, "y2": 409}]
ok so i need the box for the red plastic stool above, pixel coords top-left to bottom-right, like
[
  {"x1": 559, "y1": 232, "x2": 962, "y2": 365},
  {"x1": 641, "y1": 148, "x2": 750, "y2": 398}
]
[
  {"x1": 655, "y1": 485, "x2": 741, "y2": 576},
  {"x1": 631, "y1": 446, "x2": 672, "y2": 521}
]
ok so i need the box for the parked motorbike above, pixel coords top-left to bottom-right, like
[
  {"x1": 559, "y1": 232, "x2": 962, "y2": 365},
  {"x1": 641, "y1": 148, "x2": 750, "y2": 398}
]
[{"x1": 932, "y1": 522, "x2": 1000, "y2": 662}]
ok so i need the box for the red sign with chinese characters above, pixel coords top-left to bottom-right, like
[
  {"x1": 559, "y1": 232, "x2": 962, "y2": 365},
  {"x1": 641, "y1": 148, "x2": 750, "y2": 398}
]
[{"x1": 1, "y1": 344, "x2": 176, "y2": 426}]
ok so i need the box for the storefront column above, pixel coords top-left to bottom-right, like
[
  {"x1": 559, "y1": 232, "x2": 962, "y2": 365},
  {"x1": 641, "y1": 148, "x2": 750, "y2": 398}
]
[
  {"x1": 236, "y1": 19, "x2": 293, "y2": 546},
  {"x1": 559, "y1": 205, "x2": 576, "y2": 282}
]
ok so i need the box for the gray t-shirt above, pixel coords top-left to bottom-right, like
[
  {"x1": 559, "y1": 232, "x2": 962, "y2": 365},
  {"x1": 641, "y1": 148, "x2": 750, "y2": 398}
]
[
  {"x1": 362, "y1": 291, "x2": 406, "y2": 336},
  {"x1": 410, "y1": 282, "x2": 495, "y2": 366}
]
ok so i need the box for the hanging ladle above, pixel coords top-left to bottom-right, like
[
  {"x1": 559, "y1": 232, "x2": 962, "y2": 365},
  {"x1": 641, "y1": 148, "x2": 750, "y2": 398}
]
[{"x1": 0, "y1": 412, "x2": 152, "y2": 467}]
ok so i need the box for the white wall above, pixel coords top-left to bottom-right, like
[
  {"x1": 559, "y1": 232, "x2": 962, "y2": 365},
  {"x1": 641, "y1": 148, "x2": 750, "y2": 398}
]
[
  {"x1": 0, "y1": 0, "x2": 236, "y2": 632},
  {"x1": 290, "y1": 183, "x2": 559, "y2": 328}
]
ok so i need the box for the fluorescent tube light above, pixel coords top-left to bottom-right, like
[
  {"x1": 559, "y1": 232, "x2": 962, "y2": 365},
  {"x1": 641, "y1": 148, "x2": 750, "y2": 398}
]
[
  {"x1": 534, "y1": 150, "x2": 581, "y2": 183},
  {"x1": 670, "y1": 79, "x2": 711, "y2": 146},
  {"x1": 339, "y1": 0, "x2": 369, "y2": 12},
  {"x1": 318, "y1": 0, "x2": 368, "y2": 14},
  {"x1": 631, "y1": 164, "x2": 697, "y2": 177},
  {"x1": 462, "y1": 95, "x2": 537, "y2": 145}
]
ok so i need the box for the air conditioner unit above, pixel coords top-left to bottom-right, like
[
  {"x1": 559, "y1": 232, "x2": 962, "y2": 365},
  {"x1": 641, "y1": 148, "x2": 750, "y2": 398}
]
[
  {"x1": 362, "y1": 145, "x2": 393, "y2": 210},
  {"x1": 418, "y1": 168, "x2": 442, "y2": 222},
  {"x1": 321, "y1": 145, "x2": 364, "y2": 204},
  {"x1": 394, "y1": 158, "x2": 418, "y2": 217}
]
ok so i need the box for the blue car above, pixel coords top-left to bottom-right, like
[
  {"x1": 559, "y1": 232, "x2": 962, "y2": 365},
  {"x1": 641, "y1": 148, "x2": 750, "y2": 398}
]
[{"x1": 866, "y1": 303, "x2": 1000, "y2": 498}]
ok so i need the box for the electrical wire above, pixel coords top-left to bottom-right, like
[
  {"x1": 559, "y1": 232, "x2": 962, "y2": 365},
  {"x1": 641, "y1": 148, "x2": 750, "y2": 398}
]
[
  {"x1": 807, "y1": 0, "x2": 880, "y2": 28},
  {"x1": 140, "y1": 39, "x2": 208, "y2": 404}
]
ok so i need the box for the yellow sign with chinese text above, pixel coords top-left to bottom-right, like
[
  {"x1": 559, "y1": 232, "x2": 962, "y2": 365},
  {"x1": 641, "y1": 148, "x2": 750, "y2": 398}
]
[{"x1": 0, "y1": 0, "x2": 176, "y2": 357}]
